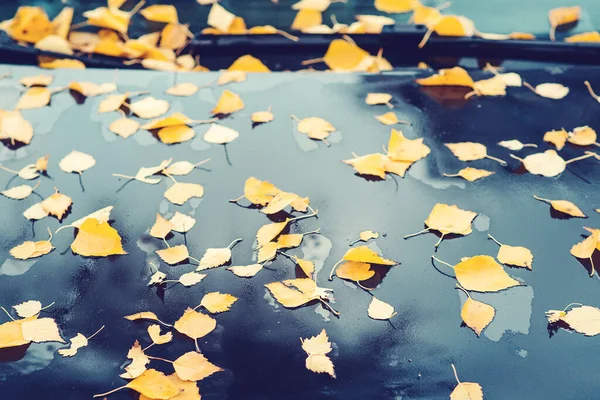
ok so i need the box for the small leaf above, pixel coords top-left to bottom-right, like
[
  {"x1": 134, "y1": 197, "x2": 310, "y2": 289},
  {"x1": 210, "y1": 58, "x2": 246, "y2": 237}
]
[
  {"x1": 367, "y1": 297, "x2": 397, "y2": 320},
  {"x1": 156, "y1": 245, "x2": 189, "y2": 265},
  {"x1": 59, "y1": 150, "x2": 96, "y2": 174}
]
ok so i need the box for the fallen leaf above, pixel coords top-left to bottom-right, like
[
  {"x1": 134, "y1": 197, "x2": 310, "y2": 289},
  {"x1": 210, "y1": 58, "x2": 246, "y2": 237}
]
[
  {"x1": 163, "y1": 159, "x2": 209, "y2": 176},
  {"x1": 445, "y1": 142, "x2": 506, "y2": 165},
  {"x1": 148, "y1": 324, "x2": 172, "y2": 345},
  {"x1": 16, "y1": 87, "x2": 53, "y2": 110},
  {"x1": 95, "y1": 369, "x2": 179, "y2": 399},
  {"x1": 533, "y1": 195, "x2": 586, "y2": 217},
  {"x1": 98, "y1": 93, "x2": 128, "y2": 113},
  {"x1": 488, "y1": 234, "x2": 533, "y2": 269},
  {"x1": 1, "y1": 181, "x2": 40, "y2": 200},
  {"x1": 71, "y1": 218, "x2": 127, "y2": 257},
  {"x1": 548, "y1": 304, "x2": 600, "y2": 336},
  {"x1": 301, "y1": 329, "x2": 335, "y2": 378},
  {"x1": 293, "y1": 115, "x2": 336, "y2": 141},
  {"x1": 227, "y1": 55, "x2": 270, "y2": 72},
  {"x1": 387, "y1": 129, "x2": 430, "y2": 162},
  {"x1": 120, "y1": 341, "x2": 150, "y2": 379},
  {"x1": 20, "y1": 74, "x2": 53, "y2": 87},
  {"x1": 497, "y1": 139, "x2": 537, "y2": 151},
  {"x1": 566, "y1": 31, "x2": 600, "y2": 43},
  {"x1": 416, "y1": 67, "x2": 474, "y2": 87},
  {"x1": 58, "y1": 325, "x2": 104, "y2": 357},
  {"x1": 261, "y1": 191, "x2": 309, "y2": 214},
  {"x1": 20, "y1": 317, "x2": 64, "y2": 344},
  {"x1": 548, "y1": 6, "x2": 580, "y2": 41},
  {"x1": 156, "y1": 244, "x2": 189, "y2": 265},
  {"x1": 208, "y1": 3, "x2": 236, "y2": 32},
  {"x1": 468, "y1": 75, "x2": 507, "y2": 97},
  {"x1": 69, "y1": 81, "x2": 116, "y2": 97},
  {"x1": 366, "y1": 93, "x2": 393, "y2": 107},
  {"x1": 0, "y1": 110, "x2": 34, "y2": 145},
  {"x1": 291, "y1": 9, "x2": 322, "y2": 31},
  {"x1": 443, "y1": 167, "x2": 494, "y2": 182},
  {"x1": 140, "y1": 4, "x2": 178, "y2": 23},
  {"x1": 317, "y1": 38, "x2": 370, "y2": 71},
  {"x1": 404, "y1": 203, "x2": 478, "y2": 247},
  {"x1": 38, "y1": 57, "x2": 85, "y2": 69},
  {"x1": 450, "y1": 364, "x2": 483, "y2": 400},
  {"x1": 234, "y1": 177, "x2": 280, "y2": 206},
  {"x1": 457, "y1": 287, "x2": 495, "y2": 336},
  {"x1": 335, "y1": 261, "x2": 375, "y2": 281},
  {"x1": 167, "y1": 212, "x2": 195, "y2": 233},
  {"x1": 12, "y1": 300, "x2": 43, "y2": 318},
  {"x1": 375, "y1": 0, "x2": 419, "y2": 13},
  {"x1": 342, "y1": 153, "x2": 388, "y2": 179},
  {"x1": 568, "y1": 125, "x2": 598, "y2": 146},
  {"x1": 218, "y1": 70, "x2": 247, "y2": 85},
  {"x1": 252, "y1": 107, "x2": 274, "y2": 124},
  {"x1": 511, "y1": 150, "x2": 568, "y2": 177},
  {"x1": 256, "y1": 212, "x2": 318, "y2": 247},
  {"x1": 211, "y1": 90, "x2": 244, "y2": 115},
  {"x1": 350, "y1": 230, "x2": 380, "y2": 245},
  {"x1": 109, "y1": 117, "x2": 140, "y2": 138},
  {"x1": 164, "y1": 182, "x2": 205, "y2": 205},
  {"x1": 203, "y1": 124, "x2": 239, "y2": 144},
  {"x1": 173, "y1": 308, "x2": 217, "y2": 341},
  {"x1": 197, "y1": 238, "x2": 242, "y2": 271},
  {"x1": 65, "y1": 206, "x2": 114, "y2": 230},
  {"x1": 166, "y1": 82, "x2": 199, "y2": 97},
  {"x1": 23, "y1": 202, "x2": 49, "y2": 220},
  {"x1": 434, "y1": 255, "x2": 522, "y2": 292},
  {"x1": 200, "y1": 292, "x2": 238, "y2": 313},
  {"x1": 228, "y1": 263, "x2": 264, "y2": 277},
  {"x1": 41, "y1": 189, "x2": 72, "y2": 220},
  {"x1": 292, "y1": 0, "x2": 332, "y2": 12},
  {"x1": 571, "y1": 230, "x2": 600, "y2": 276},
  {"x1": 342, "y1": 245, "x2": 396, "y2": 265},
  {"x1": 367, "y1": 297, "x2": 397, "y2": 320},
  {"x1": 375, "y1": 112, "x2": 404, "y2": 125},
  {"x1": 130, "y1": 97, "x2": 170, "y2": 119},
  {"x1": 139, "y1": 373, "x2": 200, "y2": 400},
  {"x1": 524, "y1": 82, "x2": 569, "y2": 99},
  {"x1": 59, "y1": 150, "x2": 96, "y2": 174},
  {"x1": 10, "y1": 234, "x2": 53, "y2": 260},
  {"x1": 141, "y1": 112, "x2": 196, "y2": 130},
  {"x1": 170, "y1": 351, "x2": 223, "y2": 382},
  {"x1": 177, "y1": 272, "x2": 207, "y2": 287}
]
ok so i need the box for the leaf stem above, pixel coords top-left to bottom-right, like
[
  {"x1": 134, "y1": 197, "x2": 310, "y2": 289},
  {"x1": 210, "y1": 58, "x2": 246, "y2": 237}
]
[
  {"x1": 403, "y1": 228, "x2": 430, "y2": 239},
  {"x1": 93, "y1": 385, "x2": 128, "y2": 398},
  {"x1": 0, "y1": 306, "x2": 15, "y2": 321},
  {"x1": 229, "y1": 195, "x2": 245, "y2": 203},
  {"x1": 301, "y1": 57, "x2": 324, "y2": 66},
  {"x1": 112, "y1": 173, "x2": 135, "y2": 179},
  {"x1": 318, "y1": 299, "x2": 340, "y2": 317},
  {"x1": 302, "y1": 228, "x2": 321, "y2": 236},
  {"x1": 522, "y1": 143, "x2": 538, "y2": 148},
  {"x1": 431, "y1": 255, "x2": 455, "y2": 269},
  {"x1": 195, "y1": 338, "x2": 200, "y2": 353},
  {"x1": 277, "y1": 30, "x2": 299, "y2": 42},
  {"x1": 455, "y1": 284, "x2": 471, "y2": 299},
  {"x1": 590, "y1": 256, "x2": 595, "y2": 277},
  {"x1": 0, "y1": 165, "x2": 18, "y2": 174},
  {"x1": 563, "y1": 302, "x2": 583, "y2": 312},
  {"x1": 522, "y1": 81, "x2": 537, "y2": 93},
  {"x1": 451, "y1": 363, "x2": 461, "y2": 384},
  {"x1": 40, "y1": 301, "x2": 55, "y2": 311},
  {"x1": 328, "y1": 259, "x2": 343, "y2": 281},
  {"x1": 87, "y1": 325, "x2": 105, "y2": 340},
  {"x1": 349, "y1": 238, "x2": 362, "y2": 246},
  {"x1": 228, "y1": 238, "x2": 243, "y2": 249},
  {"x1": 356, "y1": 281, "x2": 374, "y2": 291},
  {"x1": 194, "y1": 158, "x2": 211, "y2": 167},
  {"x1": 443, "y1": 173, "x2": 459, "y2": 178},
  {"x1": 484, "y1": 154, "x2": 507, "y2": 165},
  {"x1": 289, "y1": 209, "x2": 318, "y2": 223},
  {"x1": 584, "y1": 81, "x2": 600, "y2": 101},
  {"x1": 509, "y1": 154, "x2": 524, "y2": 162},
  {"x1": 418, "y1": 28, "x2": 433, "y2": 49},
  {"x1": 565, "y1": 152, "x2": 597, "y2": 164},
  {"x1": 487, "y1": 234, "x2": 502, "y2": 246},
  {"x1": 189, "y1": 256, "x2": 201, "y2": 264},
  {"x1": 147, "y1": 355, "x2": 173, "y2": 364},
  {"x1": 533, "y1": 194, "x2": 551, "y2": 204},
  {"x1": 434, "y1": 234, "x2": 445, "y2": 247}
]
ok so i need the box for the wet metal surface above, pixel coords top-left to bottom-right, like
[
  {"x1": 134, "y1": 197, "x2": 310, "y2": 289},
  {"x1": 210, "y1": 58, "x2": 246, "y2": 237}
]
[{"x1": 1, "y1": 65, "x2": 600, "y2": 399}]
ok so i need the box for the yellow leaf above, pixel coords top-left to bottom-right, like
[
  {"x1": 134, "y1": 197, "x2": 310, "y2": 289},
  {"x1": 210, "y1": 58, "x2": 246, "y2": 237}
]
[
  {"x1": 366, "y1": 92, "x2": 393, "y2": 106},
  {"x1": 375, "y1": 112, "x2": 402, "y2": 125},
  {"x1": 68, "y1": 206, "x2": 113, "y2": 229},
  {"x1": 211, "y1": 90, "x2": 244, "y2": 115},
  {"x1": 163, "y1": 160, "x2": 206, "y2": 176},
  {"x1": 148, "y1": 324, "x2": 172, "y2": 345},
  {"x1": 83, "y1": 6, "x2": 131, "y2": 34},
  {"x1": 130, "y1": 97, "x2": 170, "y2": 119},
  {"x1": 375, "y1": 0, "x2": 419, "y2": 13},
  {"x1": 21, "y1": 317, "x2": 64, "y2": 343},
  {"x1": 387, "y1": 129, "x2": 430, "y2": 162},
  {"x1": 448, "y1": 255, "x2": 522, "y2": 292},
  {"x1": 228, "y1": 263, "x2": 264, "y2": 277},
  {"x1": 20, "y1": 74, "x2": 53, "y2": 87},
  {"x1": 96, "y1": 369, "x2": 179, "y2": 399},
  {"x1": 321, "y1": 38, "x2": 370, "y2": 71},
  {"x1": 526, "y1": 82, "x2": 569, "y2": 99},
  {"x1": 109, "y1": 117, "x2": 140, "y2": 139},
  {"x1": 120, "y1": 340, "x2": 149, "y2": 379},
  {"x1": 71, "y1": 218, "x2": 126, "y2": 257},
  {"x1": 58, "y1": 333, "x2": 88, "y2": 357},
  {"x1": 208, "y1": 3, "x2": 235, "y2": 32},
  {"x1": 200, "y1": 292, "x2": 238, "y2": 313},
  {"x1": 0, "y1": 318, "x2": 31, "y2": 349},
  {"x1": 261, "y1": 191, "x2": 309, "y2": 214},
  {"x1": 497, "y1": 139, "x2": 535, "y2": 151},
  {"x1": 197, "y1": 239, "x2": 241, "y2": 270},
  {"x1": 252, "y1": 109, "x2": 275, "y2": 124},
  {"x1": 164, "y1": 182, "x2": 204, "y2": 205},
  {"x1": 203, "y1": 124, "x2": 239, "y2": 144},
  {"x1": 142, "y1": 112, "x2": 194, "y2": 130},
  {"x1": 98, "y1": 93, "x2": 128, "y2": 113},
  {"x1": 450, "y1": 364, "x2": 484, "y2": 400},
  {"x1": 173, "y1": 308, "x2": 217, "y2": 340},
  {"x1": 38, "y1": 57, "x2": 85, "y2": 69},
  {"x1": 342, "y1": 153, "x2": 388, "y2": 179},
  {"x1": 301, "y1": 329, "x2": 335, "y2": 378},
  {"x1": 140, "y1": 5, "x2": 178, "y2": 23},
  {"x1": 0, "y1": 110, "x2": 34, "y2": 145},
  {"x1": 568, "y1": 125, "x2": 597, "y2": 146},
  {"x1": 294, "y1": 116, "x2": 336, "y2": 141},
  {"x1": 158, "y1": 125, "x2": 196, "y2": 144},
  {"x1": 41, "y1": 190, "x2": 72, "y2": 220},
  {"x1": 265, "y1": 278, "x2": 322, "y2": 308},
  {"x1": 1, "y1": 182, "x2": 39, "y2": 200},
  {"x1": 178, "y1": 272, "x2": 207, "y2": 287},
  {"x1": 8, "y1": 6, "x2": 54, "y2": 43},
  {"x1": 124, "y1": 312, "x2": 160, "y2": 322},
  {"x1": 239, "y1": 177, "x2": 280, "y2": 206},
  {"x1": 156, "y1": 244, "x2": 189, "y2": 265},
  {"x1": 23, "y1": 202, "x2": 49, "y2": 220},
  {"x1": 218, "y1": 70, "x2": 247, "y2": 86},
  {"x1": 516, "y1": 150, "x2": 567, "y2": 177},
  {"x1": 367, "y1": 297, "x2": 397, "y2": 320},
  {"x1": 405, "y1": 203, "x2": 477, "y2": 245},
  {"x1": 172, "y1": 351, "x2": 223, "y2": 382},
  {"x1": 548, "y1": 6, "x2": 580, "y2": 41},
  {"x1": 227, "y1": 55, "x2": 270, "y2": 72},
  {"x1": 52, "y1": 7, "x2": 74, "y2": 39},
  {"x1": 160, "y1": 23, "x2": 190, "y2": 50},
  {"x1": 336, "y1": 261, "x2": 374, "y2": 281},
  {"x1": 343, "y1": 246, "x2": 396, "y2": 265},
  {"x1": 533, "y1": 195, "x2": 586, "y2": 217},
  {"x1": 169, "y1": 212, "x2": 196, "y2": 233},
  {"x1": 566, "y1": 31, "x2": 600, "y2": 43},
  {"x1": 69, "y1": 81, "x2": 116, "y2": 97},
  {"x1": 443, "y1": 167, "x2": 494, "y2": 182},
  {"x1": 139, "y1": 373, "x2": 200, "y2": 400},
  {"x1": 13, "y1": 300, "x2": 42, "y2": 318},
  {"x1": 445, "y1": 142, "x2": 506, "y2": 164},
  {"x1": 150, "y1": 213, "x2": 174, "y2": 239},
  {"x1": 10, "y1": 238, "x2": 52, "y2": 260},
  {"x1": 34, "y1": 35, "x2": 73, "y2": 55},
  {"x1": 556, "y1": 305, "x2": 600, "y2": 336},
  {"x1": 166, "y1": 82, "x2": 199, "y2": 97},
  {"x1": 416, "y1": 67, "x2": 474, "y2": 88},
  {"x1": 471, "y1": 75, "x2": 507, "y2": 97},
  {"x1": 457, "y1": 287, "x2": 495, "y2": 336},
  {"x1": 16, "y1": 87, "x2": 52, "y2": 110},
  {"x1": 59, "y1": 150, "x2": 96, "y2": 174},
  {"x1": 571, "y1": 230, "x2": 599, "y2": 260},
  {"x1": 292, "y1": 0, "x2": 331, "y2": 12},
  {"x1": 257, "y1": 241, "x2": 280, "y2": 263},
  {"x1": 355, "y1": 15, "x2": 396, "y2": 33},
  {"x1": 431, "y1": 15, "x2": 475, "y2": 37},
  {"x1": 291, "y1": 9, "x2": 322, "y2": 31}
]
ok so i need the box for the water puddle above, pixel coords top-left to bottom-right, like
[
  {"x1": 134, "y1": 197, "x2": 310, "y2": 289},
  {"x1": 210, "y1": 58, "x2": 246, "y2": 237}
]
[
  {"x1": 0, "y1": 258, "x2": 39, "y2": 277},
  {"x1": 408, "y1": 161, "x2": 466, "y2": 190},
  {"x1": 474, "y1": 213, "x2": 491, "y2": 232}
]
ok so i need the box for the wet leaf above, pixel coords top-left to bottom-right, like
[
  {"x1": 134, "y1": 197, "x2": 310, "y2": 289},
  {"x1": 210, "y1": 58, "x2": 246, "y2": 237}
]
[
  {"x1": 166, "y1": 82, "x2": 199, "y2": 97},
  {"x1": 173, "y1": 308, "x2": 217, "y2": 340},
  {"x1": 148, "y1": 324, "x2": 172, "y2": 345},
  {"x1": 238, "y1": 177, "x2": 280, "y2": 206},
  {"x1": 227, "y1": 55, "x2": 270, "y2": 72},
  {"x1": 228, "y1": 263, "x2": 264, "y2": 277},
  {"x1": 261, "y1": 191, "x2": 309, "y2": 214},
  {"x1": 548, "y1": 305, "x2": 600, "y2": 336},
  {"x1": 130, "y1": 97, "x2": 170, "y2": 119},
  {"x1": 566, "y1": 31, "x2": 600, "y2": 43},
  {"x1": 99, "y1": 93, "x2": 128, "y2": 113},
  {"x1": 387, "y1": 129, "x2": 430, "y2": 162},
  {"x1": 23, "y1": 202, "x2": 49, "y2": 220},
  {"x1": 366, "y1": 93, "x2": 393, "y2": 106},
  {"x1": 120, "y1": 341, "x2": 150, "y2": 379},
  {"x1": 291, "y1": 9, "x2": 322, "y2": 31},
  {"x1": 405, "y1": 203, "x2": 477, "y2": 246},
  {"x1": 169, "y1": 212, "x2": 196, "y2": 233},
  {"x1": 71, "y1": 218, "x2": 127, "y2": 257},
  {"x1": 301, "y1": 329, "x2": 335, "y2": 378},
  {"x1": 20, "y1": 74, "x2": 53, "y2": 87},
  {"x1": 568, "y1": 126, "x2": 598, "y2": 146},
  {"x1": 320, "y1": 38, "x2": 370, "y2": 71},
  {"x1": 488, "y1": 235, "x2": 533, "y2": 270},
  {"x1": 58, "y1": 333, "x2": 88, "y2": 357},
  {"x1": 139, "y1": 373, "x2": 200, "y2": 400},
  {"x1": 96, "y1": 369, "x2": 179, "y2": 399},
  {"x1": 293, "y1": 116, "x2": 336, "y2": 141},
  {"x1": 140, "y1": 4, "x2": 178, "y2": 23},
  {"x1": 200, "y1": 292, "x2": 238, "y2": 313},
  {"x1": 163, "y1": 159, "x2": 209, "y2": 176},
  {"x1": 141, "y1": 112, "x2": 195, "y2": 130},
  {"x1": 416, "y1": 67, "x2": 474, "y2": 87},
  {"x1": 445, "y1": 142, "x2": 506, "y2": 165},
  {"x1": 533, "y1": 195, "x2": 586, "y2": 217},
  {"x1": 203, "y1": 124, "x2": 240, "y2": 144},
  {"x1": 172, "y1": 351, "x2": 223, "y2": 382},
  {"x1": 68, "y1": 206, "x2": 113, "y2": 229},
  {"x1": 343, "y1": 245, "x2": 396, "y2": 265},
  {"x1": 218, "y1": 70, "x2": 247, "y2": 85},
  {"x1": 512, "y1": 150, "x2": 567, "y2": 177},
  {"x1": 548, "y1": 6, "x2": 580, "y2": 41},
  {"x1": 59, "y1": 150, "x2": 96, "y2": 174},
  {"x1": 156, "y1": 244, "x2": 189, "y2": 265},
  {"x1": 158, "y1": 125, "x2": 196, "y2": 144},
  {"x1": 525, "y1": 82, "x2": 569, "y2": 99},
  {"x1": 375, "y1": 111, "x2": 403, "y2": 125},
  {"x1": 197, "y1": 239, "x2": 241, "y2": 271},
  {"x1": 109, "y1": 117, "x2": 140, "y2": 138},
  {"x1": 437, "y1": 255, "x2": 522, "y2": 292},
  {"x1": 0, "y1": 110, "x2": 34, "y2": 145},
  {"x1": 443, "y1": 167, "x2": 494, "y2": 182},
  {"x1": 252, "y1": 108, "x2": 274, "y2": 124},
  {"x1": 12, "y1": 300, "x2": 42, "y2": 318},
  {"x1": 69, "y1": 81, "x2": 116, "y2": 97},
  {"x1": 16, "y1": 87, "x2": 52, "y2": 110},
  {"x1": 336, "y1": 261, "x2": 374, "y2": 281},
  {"x1": 367, "y1": 297, "x2": 397, "y2": 320},
  {"x1": 10, "y1": 236, "x2": 53, "y2": 260},
  {"x1": 342, "y1": 153, "x2": 387, "y2": 179},
  {"x1": 164, "y1": 182, "x2": 205, "y2": 205},
  {"x1": 1, "y1": 182, "x2": 39, "y2": 200},
  {"x1": 20, "y1": 318, "x2": 64, "y2": 344},
  {"x1": 41, "y1": 189, "x2": 72, "y2": 220},
  {"x1": 375, "y1": 0, "x2": 419, "y2": 13},
  {"x1": 208, "y1": 3, "x2": 236, "y2": 32},
  {"x1": 570, "y1": 230, "x2": 600, "y2": 275},
  {"x1": 450, "y1": 364, "x2": 483, "y2": 400},
  {"x1": 212, "y1": 90, "x2": 244, "y2": 115},
  {"x1": 497, "y1": 139, "x2": 537, "y2": 151},
  {"x1": 177, "y1": 272, "x2": 207, "y2": 287}
]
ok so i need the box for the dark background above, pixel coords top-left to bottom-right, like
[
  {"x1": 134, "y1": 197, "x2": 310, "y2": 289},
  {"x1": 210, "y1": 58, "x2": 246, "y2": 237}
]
[{"x1": 1, "y1": 63, "x2": 600, "y2": 399}]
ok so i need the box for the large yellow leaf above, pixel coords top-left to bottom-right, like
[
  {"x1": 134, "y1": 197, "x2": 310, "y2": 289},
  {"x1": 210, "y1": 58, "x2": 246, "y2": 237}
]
[
  {"x1": 70, "y1": 218, "x2": 126, "y2": 257},
  {"x1": 173, "y1": 308, "x2": 217, "y2": 340},
  {"x1": 172, "y1": 351, "x2": 223, "y2": 382},
  {"x1": 200, "y1": 292, "x2": 238, "y2": 313},
  {"x1": 453, "y1": 255, "x2": 522, "y2": 292}
]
